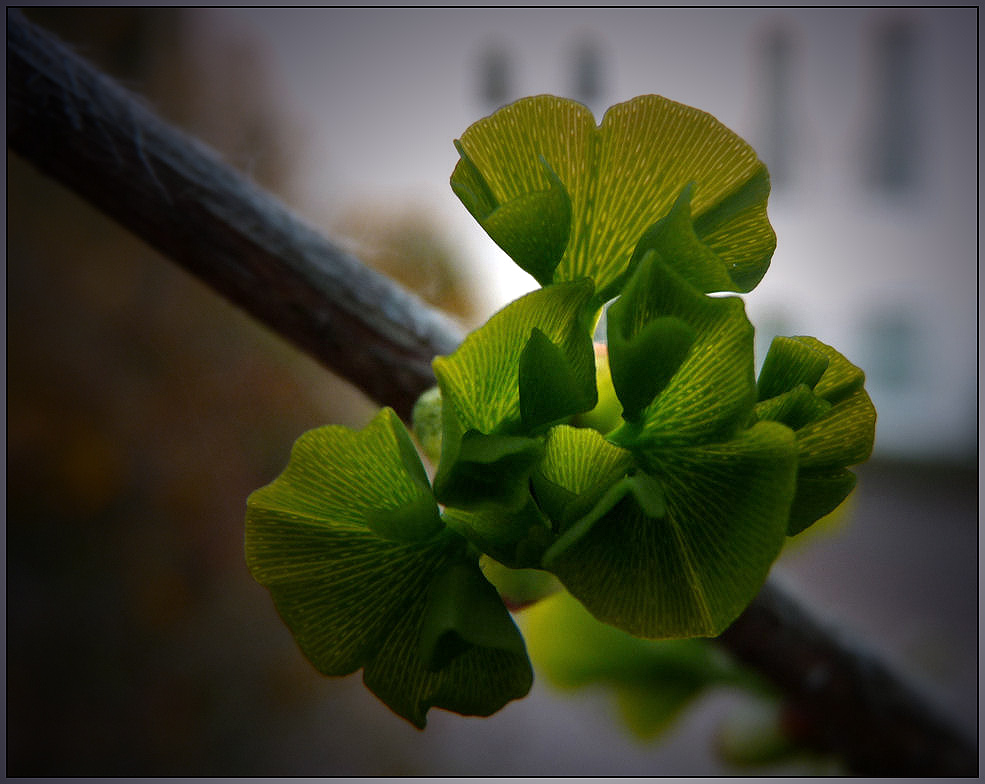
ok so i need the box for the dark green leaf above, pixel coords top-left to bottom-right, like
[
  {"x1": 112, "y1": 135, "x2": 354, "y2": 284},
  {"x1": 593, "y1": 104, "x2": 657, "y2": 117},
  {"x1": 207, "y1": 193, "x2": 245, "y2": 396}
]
[
  {"x1": 418, "y1": 561, "x2": 529, "y2": 671},
  {"x1": 607, "y1": 255, "x2": 698, "y2": 420},
  {"x1": 363, "y1": 561, "x2": 533, "y2": 727},
  {"x1": 478, "y1": 156, "x2": 572, "y2": 286},
  {"x1": 442, "y1": 496, "x2": 552, "y2": 569},
  {"x1": 432, "y1": 401, "x2": 544, "y2": 511},
  {"x1": 519, "y1": 327, "x2": 596, "y2": 432}
]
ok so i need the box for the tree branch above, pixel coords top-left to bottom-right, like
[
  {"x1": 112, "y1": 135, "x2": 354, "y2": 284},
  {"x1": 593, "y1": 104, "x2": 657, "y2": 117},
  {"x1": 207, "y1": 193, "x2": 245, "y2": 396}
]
[
  {"x1": 6, "y1": 8, "x2": 464, "y2": 423},
  {"x1": 6, "y1": 11, "x2": 976, "y2": 776}
]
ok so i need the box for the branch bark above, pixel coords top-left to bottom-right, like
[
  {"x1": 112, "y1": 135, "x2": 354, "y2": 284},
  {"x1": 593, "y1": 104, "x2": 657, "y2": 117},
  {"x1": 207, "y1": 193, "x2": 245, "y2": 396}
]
[
  {"x1": 7, "y1": 10, "x2": 977, "y2": 776},
  {"x1": 6, "y1": 8, "x2": 464, "y2": 423}
]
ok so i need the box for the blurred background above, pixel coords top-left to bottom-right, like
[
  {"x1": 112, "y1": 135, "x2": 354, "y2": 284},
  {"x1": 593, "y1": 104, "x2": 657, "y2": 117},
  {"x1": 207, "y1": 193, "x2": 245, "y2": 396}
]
[{"x1": 6, "y1": 7, "x2": 978, "y2": 775}]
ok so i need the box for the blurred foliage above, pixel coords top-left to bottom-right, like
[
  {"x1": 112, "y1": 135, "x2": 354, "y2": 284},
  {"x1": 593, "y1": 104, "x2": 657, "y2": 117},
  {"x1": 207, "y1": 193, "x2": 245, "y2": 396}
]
[
  {"x1": 8, "y1": 8, "x2": 476, "y2": 774},
  {"x1": 521, "y1": 590, "x2": 768, "y2": 739},
  {"x1": 521, "y1": 588, "x2": 843, "y2": 772}
]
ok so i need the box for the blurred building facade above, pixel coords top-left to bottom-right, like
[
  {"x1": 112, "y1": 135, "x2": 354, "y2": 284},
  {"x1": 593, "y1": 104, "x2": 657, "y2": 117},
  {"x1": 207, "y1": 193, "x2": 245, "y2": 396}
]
[{"x1": 468, "y1": 9, "x2": 976, "y2": 463}]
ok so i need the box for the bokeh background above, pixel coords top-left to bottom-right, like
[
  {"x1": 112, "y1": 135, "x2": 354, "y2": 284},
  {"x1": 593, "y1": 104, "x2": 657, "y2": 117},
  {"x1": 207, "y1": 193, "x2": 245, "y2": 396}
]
[{"x1": 6, "y1": 7, "x2": 978, "y2": 775}]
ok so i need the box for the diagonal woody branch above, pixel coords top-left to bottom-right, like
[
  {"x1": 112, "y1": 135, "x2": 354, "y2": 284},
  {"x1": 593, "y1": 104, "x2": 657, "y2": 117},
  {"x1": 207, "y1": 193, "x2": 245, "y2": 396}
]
[
  {"x1": 6, "y1": 8, "x2": 464, "y2": 423},
  {"x1": 6, "y1": 10, "x2": 976, "y2": 777}
]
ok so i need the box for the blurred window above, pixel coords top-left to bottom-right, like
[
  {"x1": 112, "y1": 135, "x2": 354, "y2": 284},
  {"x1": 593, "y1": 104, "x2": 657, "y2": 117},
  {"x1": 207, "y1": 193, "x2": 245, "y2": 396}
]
[
  {"x1": 478, "y1": 44, "x2": 512, "y2": 109},
  {"x1": 865, "y1": 18, "x2": 921, "y2": 194},
  {"x1": 863, "y1": 308, "x2": 919, "y2": 388},
  {"x1": 571, "y1": 37, "x2": 604, "y2": 109},
  {"x1": 758, "y1": 25, "x2": 796, "y2": 188}
]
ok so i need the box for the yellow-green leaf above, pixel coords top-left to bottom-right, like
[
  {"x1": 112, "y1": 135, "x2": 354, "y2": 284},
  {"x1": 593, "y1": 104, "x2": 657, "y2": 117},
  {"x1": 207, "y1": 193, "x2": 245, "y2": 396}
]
[{"x1": 452, "y1": 94, "x2": 775, "y2": 299}]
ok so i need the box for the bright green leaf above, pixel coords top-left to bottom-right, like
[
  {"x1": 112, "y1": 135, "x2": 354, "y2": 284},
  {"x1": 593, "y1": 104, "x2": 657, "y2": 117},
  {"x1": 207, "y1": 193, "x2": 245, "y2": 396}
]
[
  {"x1": 608, "y1": 255, "x2": 757, "y2": 450},
  {"x1": 461, "y1": 151, "x2": 573, "y2": 286},
  {"x1": 755, "y1": 337, "x2": 876, "y2": 535},
  {"x1": 433, "y1": 279, "x2": 597, "y2": 435},
  {"x1": 531, "y1": 424, "x2": 635, "y2": 530},
  {"x1": 547, "y1": 422, "x2": 798, "y2": 638},
  {"x1": 452, "y1": 94, "x2": 775, "y2": 300}
]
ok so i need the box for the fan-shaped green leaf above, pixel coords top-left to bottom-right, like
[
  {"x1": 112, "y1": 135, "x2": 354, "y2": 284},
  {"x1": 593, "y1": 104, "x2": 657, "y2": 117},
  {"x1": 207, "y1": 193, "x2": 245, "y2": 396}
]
[
  {"x1": 519, "y1": 327, "x2": 597, "y2": 432},
  {"x1": 546, "y1": 422, "x2": 797, "y2": 638},
  {"x1": 452, "y1": 94, "x2": 775, "y2": 299},
  {"x1": 364, "y1": 566, "x2": 533, "y2": 728},
  {"x1": 755, "y1": 337, "x2": 876, "y2": 535},
  {"x1": 756, "y1": 336, "x2": 830, "y2": 400},
  {"x1": 627, "y1": 183, "x2": 735, "y2": 294},
  {"x1": 607, "y1": 253, "x2": 699, "y2": 421},
  {"x1": 246, "y1": 408, "x2": 440, "y2": 545},
  {"x1": 459, "y1": 150, "x2": 572, "y2": 286},
  {"x1": 418, "y1": 561, "x2": 529, "y2": 671},
  {"x1": 433, "y1": 279, "x2": 597, "y2": 435},
  {"x1": 609, "y1": 255, "x2": 756, "y2": 450},
  {"x1": 245, "y1": 409, "x2": 532, "y2": 727},
  {"x1": 432, "y1": 401, "x2": 544, "y2": 512},
  {"x1": 531, "y1": 424, "x2": 634, "y2": 530}
]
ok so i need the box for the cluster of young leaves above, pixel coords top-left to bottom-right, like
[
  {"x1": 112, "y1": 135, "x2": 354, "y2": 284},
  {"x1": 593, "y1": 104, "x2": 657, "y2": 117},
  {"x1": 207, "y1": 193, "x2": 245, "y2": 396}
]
[{"x1": 245, "y1": 95, "x2": 875, "y2": 729}]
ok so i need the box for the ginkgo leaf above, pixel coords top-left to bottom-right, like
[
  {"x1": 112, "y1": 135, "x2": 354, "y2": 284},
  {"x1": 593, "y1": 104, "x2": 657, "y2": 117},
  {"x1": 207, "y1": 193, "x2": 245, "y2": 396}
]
[
  {"x1": 519, "y1": 327, "x2": 597, "y2": 432},
  {"x1": 433, "y1": 279, "x2": 597, "y2": 435},
  {"x1": 755, "y1": 337, "x2": 876, "y2": 535},
  {"x1": 432, "y1": 401, "x2": 544, "y2": 512},
  {"x1": 452, "y1": 94, "x2": 775, "y2": 300},
  {"x1": 245, "y1": 409, "x2": 531, "y2": 727},
  {"x1": 245, "y1": 410, "x2": 456, "y2": 674},
  {"x1": 607, "y1": 253, "x2": 698, "y2": 421},
  {"x1": 432, "y1": 281, "x2": 597, "y2": 510},
  {"x1": 418, "y1": 561, "x2": 529, "y2": 671},
  {"x1": 454, "y1": 147, "x2": 572, "y2": 286},
  {"x1": 756, "y1": 336, "x2": 830, "y2": 401},
  {"x1": 246, "y1": 408, "x2": 440, "y2": 545},
  {"x1": 627, "y1": 183, "x2": 735, "y2": 294},
  {"x1": 608, "y1": 255, "x2": 756, "y2": 450},
  {"x1": 546, "y1": 422, "x2": 798, "y2": 638},
  {"x1": 530, "y1": 424, "x2": 635, "y2": 531},
  {"x1": 364, "y1": 563, "x2": 533, "y2": 728},
  {"x1": 442, "y1": 496, "x2": 553, "y2": 569}
]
